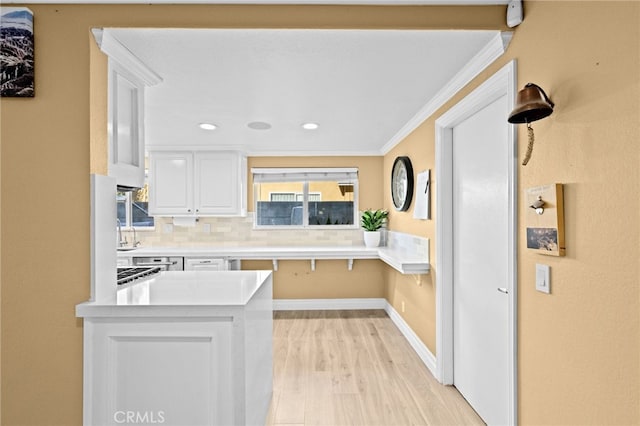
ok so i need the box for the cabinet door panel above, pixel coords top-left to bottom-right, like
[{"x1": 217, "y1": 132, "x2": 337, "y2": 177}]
[
  {"x1": 195, "y1": 153, "x2": 238, "y2": 215},
  {"x1": 85, "y1": 319, "x2": 234, "y2": 425},
  {"x1": 115, "y1": 74, "x2": 138, "y2": 166},
  {"x1": 184, "y1": 258, "x2": 226, "y2": 271},
  {"x1": 108, "y1": 63, "x2": 145, "y2": 189},
  {"x1": 150, "y1": 153, "x2": 193, "y2": 215}
]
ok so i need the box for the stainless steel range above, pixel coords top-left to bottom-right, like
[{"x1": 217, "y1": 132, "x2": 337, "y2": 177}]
[{"x1": 117, "y1": 266, "x2": 162, "y2": 285}]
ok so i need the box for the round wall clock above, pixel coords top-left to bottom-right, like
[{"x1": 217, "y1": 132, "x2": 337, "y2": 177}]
[{"x1": 391, "y1": 156, "x2": 414, "y2": 212}]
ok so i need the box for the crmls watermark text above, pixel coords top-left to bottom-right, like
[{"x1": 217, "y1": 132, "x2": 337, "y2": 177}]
[{"x1": 113, "y1": 411, "x2": 165, "y2": 424}]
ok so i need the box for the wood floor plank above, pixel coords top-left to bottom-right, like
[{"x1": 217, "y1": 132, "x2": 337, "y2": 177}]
[
  {"x1": 267, "y1": 310, "x2": 484, "y2": 426},
  {"x1": 332, "y1": 393, "x2": 366, "y2": 426},
  {"x1": 304, "y1": 371, "x2": 337, "y2": 426}
]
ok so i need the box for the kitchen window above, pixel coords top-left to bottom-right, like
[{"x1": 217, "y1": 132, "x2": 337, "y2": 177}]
[
  {"x1": 252, "y1": 168, "x2": 358, "y2": 228},
  {"x1": 117, "y1": 181, "x2": 154, "y2": 229}
]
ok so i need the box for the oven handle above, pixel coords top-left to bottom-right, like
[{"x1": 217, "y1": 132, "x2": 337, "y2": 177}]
[{"x1": 135, "y1": 261, "x2": 176, "y2": 267}]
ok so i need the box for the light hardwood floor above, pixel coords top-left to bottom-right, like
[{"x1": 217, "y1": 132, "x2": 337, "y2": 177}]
[{"x1": 266, "y1": 310, "x2": 484, "y2": 426}]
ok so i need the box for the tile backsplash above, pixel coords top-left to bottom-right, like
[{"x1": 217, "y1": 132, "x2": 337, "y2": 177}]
[
  {"x1": 125, "y1": 215, "x2": 429, "y2": 260},
  {"x1": 131, "y1": 214, "x2": 365, "y2": 247},
  {"x1": 385, "y1": 230, "x2": 430, "y2": 260}
]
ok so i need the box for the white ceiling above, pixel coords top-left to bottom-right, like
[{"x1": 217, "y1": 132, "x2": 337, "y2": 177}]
[
  {"x1": 9, "y1": 1, "x2": 511, "y2": 4},
  {"x1": 108, "y1": 28, "x2": 502, "y2": 155}
]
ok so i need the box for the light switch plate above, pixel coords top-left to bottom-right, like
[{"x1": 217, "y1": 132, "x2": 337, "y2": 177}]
[{"x1": 535, "y1": 264, "x2": 551, "y2": 294}]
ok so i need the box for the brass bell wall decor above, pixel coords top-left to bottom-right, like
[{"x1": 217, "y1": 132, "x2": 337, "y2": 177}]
[{"x1": 508, "y1": 83, "x2": 555, "y2": 166}]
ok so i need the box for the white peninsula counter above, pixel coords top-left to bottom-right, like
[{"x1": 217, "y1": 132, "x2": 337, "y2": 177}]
[{"x1": 76, "y1": 270, "x2": 273, "y2": 426}]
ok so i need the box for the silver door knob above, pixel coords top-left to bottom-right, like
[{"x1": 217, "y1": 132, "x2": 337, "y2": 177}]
[{"x1": 497, "y1": 287, "x2": 509, "y2": 294}]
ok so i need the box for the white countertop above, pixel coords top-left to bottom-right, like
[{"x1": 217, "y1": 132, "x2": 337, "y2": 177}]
[
  {"x1": 117, "y1": 244, "x2": 430, "y2": 274},
  {"x1": 76, "y1": 270, "x2": 273, "y2": 317},
  {"x1": 116, "y1": 270, "x2": 272, "y2": 305},
  {"x1": 117, "y1": 245, "x2": 379, "y2": 258}
]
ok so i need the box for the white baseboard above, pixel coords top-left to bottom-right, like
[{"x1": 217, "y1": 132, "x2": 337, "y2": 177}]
[
  {"x1": 383, "y1": 302, "x2": 437, "y2": 378},
  {"x1": 272, "y1": 298, "x2": 437, "y2": 378},
  {"x1": 273, "y1": 298, "x2": 386, "y2": 311}
]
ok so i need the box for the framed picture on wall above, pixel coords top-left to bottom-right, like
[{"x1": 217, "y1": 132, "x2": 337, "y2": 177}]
[
  {"x1": 1, "y1": 7, "x2": 34, "y2": 97},
  {"x1": 525, "y1": 183, "x2": 566, "y2": 256}
]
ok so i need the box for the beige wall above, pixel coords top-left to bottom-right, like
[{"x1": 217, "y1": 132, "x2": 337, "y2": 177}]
[
  {"x1": 1, "y1": 2, "x2": 638, "y2": 425},
  {"x1": 384, "y1": 123, "x2": 437, "y2": 354},
  {"x1": 384, "y1": 1, "x2": 640, "y2": 424},
  {"x1": 1, "y1": 6, "x2": 504, "y2": 425},
  {"x1": 243, "y1": 259, "x2": 385, "y2": 300},
  {"x1": 511, "y1": 3, "x2": 638, "y2": 423}
]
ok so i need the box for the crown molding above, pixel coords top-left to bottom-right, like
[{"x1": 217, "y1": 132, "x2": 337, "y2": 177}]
[
  {"x1": 92, "y1": 28, "x2": 163, "y2": 86},
  {"x1": 380, "y1": 31, "x2": 512, "y2": 155}
]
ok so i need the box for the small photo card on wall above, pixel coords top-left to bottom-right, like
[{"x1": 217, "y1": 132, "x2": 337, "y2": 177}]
[
  {"x1": 1, "y1": 7, "x2": 34, "y2": 97},
  {"x1": 413, "y1": 169, "x2": 431, "y2": 220},
  {"x1": 526, "y1": 183, "x2": 565, "y2": 256}
]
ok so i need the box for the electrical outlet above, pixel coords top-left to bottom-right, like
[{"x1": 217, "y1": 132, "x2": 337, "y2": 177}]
[
  {"x1": 163, "y1": 223, "x2": 173, "y2": 234},
  {"x1": 536, "y1": 264, "x2": 551, "y2": 294},
  {"x1": 203, "y1": 223, "x2": 211, "y2": 233}
]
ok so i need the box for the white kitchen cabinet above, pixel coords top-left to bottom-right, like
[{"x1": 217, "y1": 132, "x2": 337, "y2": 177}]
[
  {"x1": 149, "y1": 151, "x2": 246, "y2": 217},
  {"x1": 76, "y1": 271, "x2": 273, "y2": 426},
  {"x1": 185, "y1": 258, "x2": 226, "y2": 271},
  {"x1": 94, "y1": 28, "x2": 162, "y2": 190},
  {"x1": 108, "y1": 63, "x2": 146, "y2": 189},
  {"x1": 149, "y1": 152, "x2": 194, "y2": 215},
  {"x1": 195, "y1": 152, "x2": 243, "y2": 215}
]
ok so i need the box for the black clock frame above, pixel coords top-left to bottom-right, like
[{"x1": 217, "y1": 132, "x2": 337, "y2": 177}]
[{"x1": 391, "y1": 156, "x2": 414, "y2": 212}]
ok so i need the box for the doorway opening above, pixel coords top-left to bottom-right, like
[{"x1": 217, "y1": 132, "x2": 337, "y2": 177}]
[{"x1": 434, "y1": 60, "x2": 518, "y2": 425}]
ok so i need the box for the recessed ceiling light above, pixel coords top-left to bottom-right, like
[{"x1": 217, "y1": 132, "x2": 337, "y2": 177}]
[
  {"x1": 302, "y1": 122, "x2": 319, "y2": 130},
  {"x1": 247, "y1": 121, "x2": 272, "y2": 130},
  {"x1": 199, "y1": 123, "x2": 217, "y2": 130}
]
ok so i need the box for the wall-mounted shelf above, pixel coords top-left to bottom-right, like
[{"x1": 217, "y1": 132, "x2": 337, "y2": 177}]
[{"x1": 118, "y1": 244, "x2": 430, "y2": 275}]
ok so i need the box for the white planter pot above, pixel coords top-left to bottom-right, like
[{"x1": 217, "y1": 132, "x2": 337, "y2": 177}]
[{"x1": 363, "y1": 231, "x2": 381, "y2": 248}]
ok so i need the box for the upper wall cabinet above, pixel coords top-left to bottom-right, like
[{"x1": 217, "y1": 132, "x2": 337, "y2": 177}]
[
  {"x1": 149, "y1": 150, "x2": 247, "y2": 217},
  {"x1": 108, "y1": 63, "x2": 145, "y2": 188},
  {"x1": 148, "y1": 151, "x2": 193, "y2": 216},
  {"x1": 93, "y1": 29, "x2": 162, "y2": 189}
]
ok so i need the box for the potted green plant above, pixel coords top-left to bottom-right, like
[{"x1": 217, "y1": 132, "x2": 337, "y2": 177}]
[{"x1": 361, "y1": 209, "x2": 389, "y2": 247}]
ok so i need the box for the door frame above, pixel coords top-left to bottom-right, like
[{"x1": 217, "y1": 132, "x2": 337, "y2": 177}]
[{"x1": 434, "y1": 60, "x2": 518, "y2": 425}]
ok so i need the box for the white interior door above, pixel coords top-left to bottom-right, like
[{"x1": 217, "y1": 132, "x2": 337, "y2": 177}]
[{"x1": 452, "y1": 95, "x2": 510, "y2": 425}]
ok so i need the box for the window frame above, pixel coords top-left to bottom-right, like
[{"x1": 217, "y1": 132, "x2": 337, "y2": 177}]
[
  {"x1": 269, "y1": 192, "x2": 321, "y2": 202},
  {"x1": 117, "y1": 172, "x2": 155, "y2": 231},
  {"x1": 252, "y1": 167, "x2": 359, "y2": 230}
]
